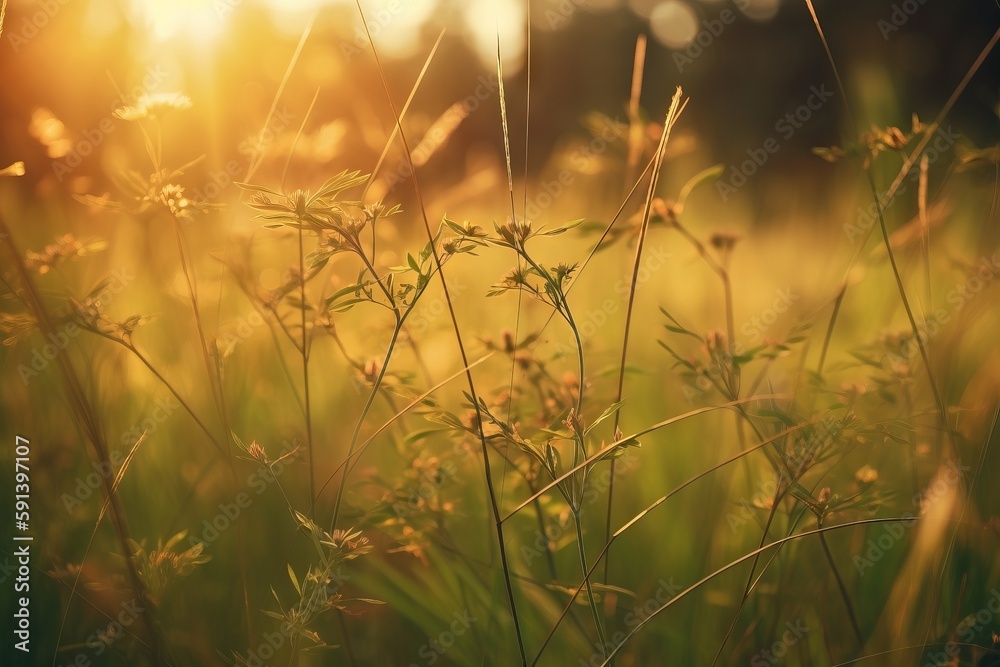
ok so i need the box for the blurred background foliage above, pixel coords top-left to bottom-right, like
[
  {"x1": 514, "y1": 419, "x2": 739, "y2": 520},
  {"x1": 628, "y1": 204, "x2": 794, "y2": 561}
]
[{"x1": 1, "y1": 0, "x2": 999, "y2": 665}]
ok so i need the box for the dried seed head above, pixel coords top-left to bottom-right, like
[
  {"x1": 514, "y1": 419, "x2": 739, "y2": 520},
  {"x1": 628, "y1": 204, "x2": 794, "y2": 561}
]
[{"x1": 364, "y1": 201, "x2": 386, "y2": 222}]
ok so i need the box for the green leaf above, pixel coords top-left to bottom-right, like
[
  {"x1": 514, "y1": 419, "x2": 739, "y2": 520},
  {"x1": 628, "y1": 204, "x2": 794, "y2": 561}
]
[
  {"x1": 546, "y1": 583, "x2": 601, "y2": 605},
  {"x1": 584, "y1": 400, "x2": 626, "y2": 436},
  {"x1": 326, "y1": 283, "x2": 364, "y2": 307},
  {"x1": 536, "y1": 218, "x2": 586, "y2": 237},
  {"x1": 444, "y1": 218, "x2": 467, "y2": 236},
  {"x1": 424, "y1": 411, "x2": 465, "y2": 430},
  {"x1": 85, "y1": 277, "x2": 113, "y2": 302},
  {"x1": 418, "y1": 240, "x2": 434, "y2": 264},
  {"x1": 595, "y1": 436, "x2": 641, "y2": 462},
  {"x1": 312, "y1": 170, "x2": 368, "y2": 201},
  {"x1": 659, "y1": 308, "x2": 702, "y2": 341},
  {"x1": 330, "y1": 298, "x2": 368, "y2": 313},
  {"x1": 406, "y1": 253, "x2": 420, "y2": 273},
  {"x1": 287, "y1": 564, "x2": 301, "y2": 596},
  {"x1": 235, "y1": 181, "x2": 285, "y2": 197},
  {"x1": 677, "y1": 164, "x2": 725, "y2": 211},
  {"x1": 756, "y1": 409, "x2": 795, "y2": 427},
  {"x1": 403, "y1": 429, "x2": 449, "y2": 445}
]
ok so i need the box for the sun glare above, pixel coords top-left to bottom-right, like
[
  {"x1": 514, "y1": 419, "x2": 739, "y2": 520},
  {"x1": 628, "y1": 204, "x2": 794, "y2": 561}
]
[{"x1": 130, "y1": 0, "x2": 227, "y2": 42}]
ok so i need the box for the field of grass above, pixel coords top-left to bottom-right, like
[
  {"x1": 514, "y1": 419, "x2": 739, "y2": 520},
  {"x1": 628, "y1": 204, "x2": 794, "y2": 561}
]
[{"x1": 1, "y1": 1, "x2": 999, "y2": 665}]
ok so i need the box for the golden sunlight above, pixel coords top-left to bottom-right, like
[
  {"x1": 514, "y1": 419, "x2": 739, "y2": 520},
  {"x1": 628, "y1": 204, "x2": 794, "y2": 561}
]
[
  {"x1": 129, "y1": 0, "x2": 227, "y2": 42},
  {"x1": 2, "y1": 1, "x2": 996, "y2": 665}
]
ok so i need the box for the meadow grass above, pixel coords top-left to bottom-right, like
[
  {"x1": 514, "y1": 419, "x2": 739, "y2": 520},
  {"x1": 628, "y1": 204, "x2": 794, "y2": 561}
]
[{"x1": 0, "y1": 2, "x2": 998, "y2": 667}]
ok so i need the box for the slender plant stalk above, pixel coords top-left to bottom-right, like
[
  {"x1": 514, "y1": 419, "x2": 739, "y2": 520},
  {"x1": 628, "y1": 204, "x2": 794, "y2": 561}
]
[
  {"x1": 804, "y1": 0, "x2": 994, "y2": 460},
  {"x1": 574, "y1": 509, "x2": 609, "y2": 652},
  {"x1": 315, "y1": 350, "x2": 494, "y2": 502},
  {"x1": 504, "y1": 393, "x2": 789, "y2": 521},
  {"x1": 597, "y1": 518, "x2": 910, "y2": 666},
  {"x1": 918, "y1": 154, "x2": 932, "y2": 310},
  {"x1": 518, "y1": 247, "x2": 604, "y2": 642},
  {"x1": 82, "y1": 331, "x2": 227, "y2": 456},
  {"x1": 168, "y1": 214, "x2": 255, "y2": 643},
  {"x1": 531, "y1": 422, "x2": 809, "y2": 664},
  {"x1": 297, "y1": 216, "x2": 316, "y2": 511},
  {"x1": 496, "y1": 24, "x2": 527, "y2": 534},
  {"x1": 818, "y1": 522, "x2": 865, "y2": 646},
  {"x1": 352, "y1": 2, "x2": 527, "y2": 661},
  {"x1": 817, "y1": 283, "x2": 847, "y2": 376},
  {"x1": 604, "y1": 88, "x2": 684, "y2": 596},
  {"x1": 624, "y1": 34, "x2": 647, "y2": 196},
  {"x1": 1, "y1": 216, "x2": 167, "y2": 665},
  {"x1": 330, "y1": 317, "x2": 402, "y2": 529},
  {"x1": 800, "y1": 9, "x2": 994, "y2": 653}
]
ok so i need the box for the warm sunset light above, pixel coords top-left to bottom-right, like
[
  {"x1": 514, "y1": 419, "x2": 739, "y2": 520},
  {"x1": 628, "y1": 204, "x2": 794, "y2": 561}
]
[
  {"x1": 1, "y1": 1, "x2": 998, "y2": 665},
  {"x1": 129, "y1": 0, "x2": 229, "y2": 41}
]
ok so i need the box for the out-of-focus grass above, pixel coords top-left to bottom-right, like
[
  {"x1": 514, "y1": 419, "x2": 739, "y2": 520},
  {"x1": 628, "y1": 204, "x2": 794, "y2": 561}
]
[{"x1": 1, "y1": 2, "x2": 999, "y2": 666}]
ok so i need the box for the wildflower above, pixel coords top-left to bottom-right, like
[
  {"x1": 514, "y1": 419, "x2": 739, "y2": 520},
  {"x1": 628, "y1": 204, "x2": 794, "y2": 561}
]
[
  {"x1": 155, "y1": 184, "x2": 197, "y2": 221},
  {"x1": 364, "y1": 201, "x2": 386, "y2": 222},
  {"x1": 238, "y1": 439, "x2": 270, "y2": 466},
  {"x1": 114, "y1": 93, "x2": 192, "y2": 121},
  {"x1": 552, "y1": 262, "x2": 577, "y2": 285},
  {"x1": 128, "y1": 531, "x2": 210, "y2": 603},
  {"x1": 496, "y1": 219, "x2": 533, "y2": 247},
  {"x1": 237, "y1": 171, "x2": 368, "y2": 234},
  {"x1": 25, "y1": 234, "x2": 106, "y2": 275}
]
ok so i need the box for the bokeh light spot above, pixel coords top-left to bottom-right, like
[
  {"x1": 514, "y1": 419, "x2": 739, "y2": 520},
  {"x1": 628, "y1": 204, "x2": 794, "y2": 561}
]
[{"x1": 650, "y1": 0, "x2": 699, "y2": 49}]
